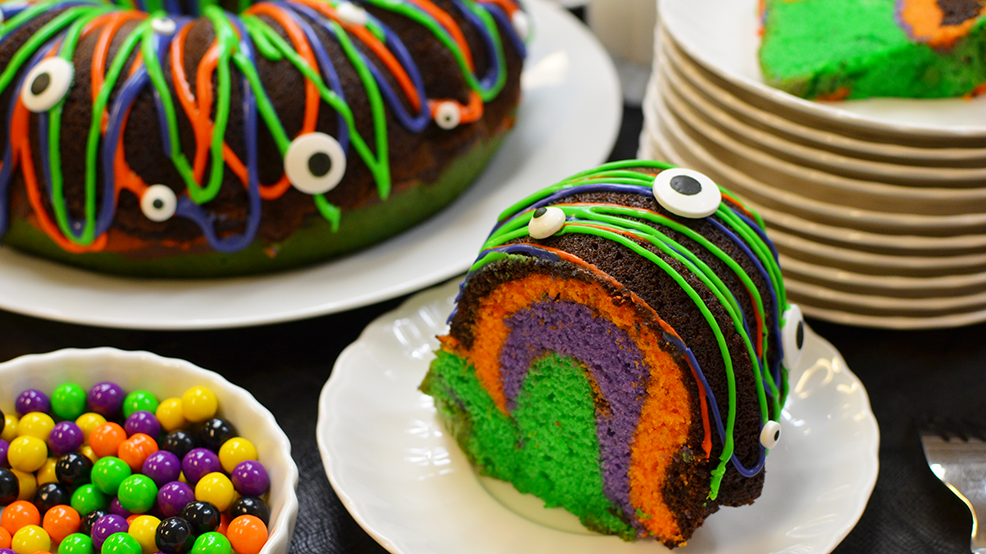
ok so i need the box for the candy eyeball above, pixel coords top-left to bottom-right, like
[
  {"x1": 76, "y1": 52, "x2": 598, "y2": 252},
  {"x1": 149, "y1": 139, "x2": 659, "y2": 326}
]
[
  {"x1": 151, "y1": 17, "x2": 177, "y2": 35},
  {"x1": 652, "y1": 168, "x2": 721, "y2": 219},
  {"x1": 336, "y1": 2, "x2": 369, "y2": 26},
  {"x1": 21, "y1": 57, "x2": 74, "y2": 113},
  {"x1": 760, "y1": 420, "x2": 781, "y2": 449},
  {"x1": 781, "y1": 304, "x2": 806, "y2": 370},
  {"x1": 511, "y1": 11, "x2": 531, "y2": 41},
  {"x1": 141, "y1": 185, "x2": 178, "y2": 222},
  {"x1": 284, "y1": 132, "x2": 348, "y2": 195},
  {"x1": 434, "y1": 102, "x2": 461, "y2": 130},
  {"x1": 528, "y1": 206, "x2": 565, "y2": 239}
]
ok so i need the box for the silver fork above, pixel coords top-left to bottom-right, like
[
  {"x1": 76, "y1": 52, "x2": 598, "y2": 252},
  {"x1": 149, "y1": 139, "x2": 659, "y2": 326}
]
[{"x1": 921, "y1": 419, "x2": 986, "y2": 554}]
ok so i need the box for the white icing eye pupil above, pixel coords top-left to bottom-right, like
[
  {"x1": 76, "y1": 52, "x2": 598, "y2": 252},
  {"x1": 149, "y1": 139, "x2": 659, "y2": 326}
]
[
  {"x1": 528, "y1": 206, "x2": 565, "y2": 239},
  {"x1": 511, "y1": 11, "x2": 530, "y2": 41},
  {"x1": 141, "y1": 184, "x2": 178, "y2": 222},
  {"x1": 652, "y1": 168, "x2": 721, "y2": 219},
  {"x1": 21, "y1": 57, "x2": 74, "y2": 113},
  {"x1": 434, "y1": 102, "x2": 461, "y2": 130},
  {"x1": 337, "y1": 2, "x2": 369, "y2": 26},
  {"x1": 781, "y1": 304, "x2": 806, "y2": 370},
  {"x1": 284, "y1": 132, "x2": 348, "y2": 195},
  {"x1": 760, "y1": 420, "x2": 781, "y2": 449}
]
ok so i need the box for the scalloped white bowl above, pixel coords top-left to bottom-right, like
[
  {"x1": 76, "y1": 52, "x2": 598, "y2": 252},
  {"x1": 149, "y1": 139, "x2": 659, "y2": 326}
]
[{"x1": 0, "y1": 348, "x2": 299, "y2": 554}]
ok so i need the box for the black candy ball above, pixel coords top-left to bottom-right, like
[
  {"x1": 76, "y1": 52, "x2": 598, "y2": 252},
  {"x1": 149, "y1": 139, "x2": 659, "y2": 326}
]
[
  {"x1": 162, "y1": 430, "x2": 198, "y2": 460},
  {"x1": 0, "y1": 467, "x2": 19, "y2": 505},
  {"x1": 55, "y1": 451, "x2": 93, "y2": 487},
  {"x1": 181, "y1": 500, "x2": 221, "y2": 535},
  {"x1": 156, "y1": 516, "x2": 195, "y2": 554},
  {"x1": 229, "y1": 496, "x2": 271, "y2": 526},
  {"x1": 81, "y1": 509, "x2": 108, "y2": 535},
  {"x1": 34, "y1": 482, "x2": 70, "y2": 514},
  {"x1": 197, "y1": 418, "x2": 237, "y2": 452}
]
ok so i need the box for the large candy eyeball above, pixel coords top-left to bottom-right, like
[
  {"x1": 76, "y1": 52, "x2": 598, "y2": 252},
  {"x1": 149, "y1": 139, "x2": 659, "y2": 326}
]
[
  {"x1": 781, "y1": 304, "x2": 806, "y2": 369},
  {"x1": 21, "y1": 57, "x2": 74, "y2": 113},
  {"x1": 511, "y1": 10, "x2": 531, "y2": 41},
  {"x1": 336, "y1": 2, "x2": 369, "y2": 26},
  {"x1": 284, "y1": 132, "x2": 347, "y2": 195},
  {"x1": 528, "y1": 206, "x2": 565, "y2": 239},
  {"x1": 652, "y1": 168, "x2": 721, "y2": 219},
  {"x1": 434, "y1": 102, "x2": 461, "y2": 130},
  {"x1": 151, "y1": 17, "x2": 177, "y2": 35},
  {"x1": 760, "y1": 420, "x2": 781, "y2": 449},
  {"x1": 141, "y1": 184, "x2": 178, "y2": 222}
]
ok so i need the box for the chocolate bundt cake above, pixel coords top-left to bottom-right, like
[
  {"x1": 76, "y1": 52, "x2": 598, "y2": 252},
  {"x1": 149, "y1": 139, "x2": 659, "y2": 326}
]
[
  {"x1": 420, "y1": 160, "x2": 804, "y2": 547},
  {"x1": 760, "y1": 0, "x2": 986, "y2": 100},
  {"x1": 0, "y1": 0, "x2": 527, "y2": 276}
]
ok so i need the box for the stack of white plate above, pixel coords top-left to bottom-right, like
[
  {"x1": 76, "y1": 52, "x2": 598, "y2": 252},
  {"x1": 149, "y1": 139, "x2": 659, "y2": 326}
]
[{"x1": 639, "y1": 0, "x2": 986, "y2": 329}]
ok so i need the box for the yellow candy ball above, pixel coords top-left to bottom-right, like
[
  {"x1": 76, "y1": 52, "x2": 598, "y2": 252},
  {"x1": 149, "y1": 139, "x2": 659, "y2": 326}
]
[
  {"x1": 218, "y1": 438, "x2": 257, "y2": 473},
  {"x1": 35, "y1": 458, "x2": 58, "y2": 486},
  {"x1": 1, "y1": 414, "x2": 18, "y2": 443},
  {"x1": 15, "y1": 412, "x2": 54, "y2": 441},
  {"x1": 75, "y1": 413, "x2": 107, "y2": 443},
  {"x1": 11, "y1": 524, "x2": 50, "y2": 554},
  {"x1": 11, "y1": 469, "x2": 36, "y2": 501},
  {"x1": 128, "y1": 515, "x2": 161, "y2": 554},
  {"x1": 181, "y1": 387, "x2": 217, "y2": 423},
  {"x1": 79, "y1": 445, "x2": 99, "y2": 464},
  {"x1": 194, "y1": 472, "x2": 235, "y2": 512},
  {"x1": 155, "y1": 398, "x2": 187, "y2": 432},
  {"x1": 8, "y1": 436, "x2": 48, "y2": 473}
]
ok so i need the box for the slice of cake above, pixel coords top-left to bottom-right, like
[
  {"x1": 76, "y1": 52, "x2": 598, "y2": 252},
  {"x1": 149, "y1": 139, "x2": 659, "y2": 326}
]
[
  {"x1": 420, "y1": 161, "x2": 802, "y2": 547},
  {"x1": 759, "y1": 0, "x2": 986, "y2": 99}
]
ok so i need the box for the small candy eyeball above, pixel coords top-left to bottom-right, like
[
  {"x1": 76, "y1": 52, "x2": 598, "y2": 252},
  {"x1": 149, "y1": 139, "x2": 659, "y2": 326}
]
[
  {"x1": 511, "y1": 10, "x2": 531, "y2": 41},
  {"x1": 652, "y1": 167, "x2": 721, "y2": 219},
  {"x1": 21, "y1": 57, "x2": 74, "y2": 113},
  {"x1": 434, "y1": 101, "x2": 461, "y2": 130},
  {"x1": 760, "y1": 420, "x2": 781, "y2": 449},
  {"x1": 151, "y1": 17, "x2": 177, "y2": 35},
  {"x1": 781, "y1": 304, "x2": 806, "y2": 369},
  {"x1": 336, "y1": 2, "x2": 369, "y2": 26},
  {"x1": 140, "y1": 184, "x2": 178, "y2": 222},
  {"x1": 284, "y1": 132, "x2": 347, "y2": 195},
  {"x1": 528, "y1": 206, "x2": 565, "y2": 239}
]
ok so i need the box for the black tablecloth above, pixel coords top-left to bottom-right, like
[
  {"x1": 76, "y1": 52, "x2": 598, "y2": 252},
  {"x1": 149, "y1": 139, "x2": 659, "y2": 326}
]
[{"x1": 0, "y1": 86, "x2": 981, "y2": 554}]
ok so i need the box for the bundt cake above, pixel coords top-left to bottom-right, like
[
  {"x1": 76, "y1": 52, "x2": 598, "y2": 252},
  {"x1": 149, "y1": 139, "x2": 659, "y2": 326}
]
[
  {"x1": 0, "y1": 0, "x2": 527, "y2": 276},
  {"x1": 420, "y1": 160, "x2": 803, "y2": 547}
]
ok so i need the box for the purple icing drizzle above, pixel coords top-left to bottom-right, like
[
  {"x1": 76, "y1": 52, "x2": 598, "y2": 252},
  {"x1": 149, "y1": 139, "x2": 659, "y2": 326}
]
[{"x1": 499, "y1": 298, "x2": 649, "y2": 531}]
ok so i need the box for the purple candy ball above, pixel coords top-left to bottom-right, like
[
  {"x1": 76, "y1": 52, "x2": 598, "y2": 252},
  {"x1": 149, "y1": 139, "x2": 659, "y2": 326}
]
[
  {"x1": 231, "y1": 459, "x2": 270, "y2": 497},
  {"x1": 142, "y1": 450, "x2": 181, "y2": 487},
  {"x1": 91, "y1": 513, "x2": 129, "y2": 550},
  {"x1": 48, "y1": 421, "x2": 84, "y2": 456},
  {"x1": 0, "y1": 439, "x2": 7, "y2": 467},
  {"x1": 15, "y1": 389, "x2": 50, "y2": 415},
  {"x1": 87, "y1": 382, "x2": 125, "y2": 418},
  {"x1": 124, "y1": 411, "x2": 161, "y2": 438},
  {"x1": 0, "y1": 549, "x2": 17, "y2": 554},
  {"x1": 157, "y1": 481, "x2": 195, "y2": 518},
  {"x1": 109, "y1": 497, "x2": 133, "y2": 518},
  {"x1": 181, "y1": 448, "x2": 221, "y2": 485}
]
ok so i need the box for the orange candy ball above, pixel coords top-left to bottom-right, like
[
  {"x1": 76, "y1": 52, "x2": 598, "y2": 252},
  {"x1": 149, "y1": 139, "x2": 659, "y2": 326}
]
[
  {"x1": 226, "y1": 515, "x2": 268, "y2": 554},
  {"x1": 0, "y1": 526, "x2": 10, "y2": 549},
  {"x1": 89, "y1": 422, "x2": 127, "y2": 459},
  {"x1": 1, "y1": 500, "x2": 40, "y2": 535},
  {"x1": 41, "y1": 504, "x2": 80, "y2": 543},
  {"x1": 118, "y1": 433, "x2": 159, "y2": 471}
]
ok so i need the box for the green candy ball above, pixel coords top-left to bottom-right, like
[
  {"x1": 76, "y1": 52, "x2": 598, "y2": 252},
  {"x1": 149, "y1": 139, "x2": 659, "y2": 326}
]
[
  {"x1": 70, "y1": 484, "x2": 108, "y2": 516},
  {"x1": 58, "y1": 533, "x2": 94, "y2": 554},
  {"x1": 191, "y1": 532, "x2": 231, "y2": 554},
  {"x1": 90, "y1": 456, "x2": 132, "y2": 496},
  {"x1": 51, "y1": 382, "x2": 87, "y2": 421},
  {"x1": 116, "y1": 474, "x2": 158, "y2": 513},
  {"x1": 121, "y1": 390, "x2": 159, "y2": 419},
  {"x1": 100, "y1": 532, "x2": 141, "y2": 554}
]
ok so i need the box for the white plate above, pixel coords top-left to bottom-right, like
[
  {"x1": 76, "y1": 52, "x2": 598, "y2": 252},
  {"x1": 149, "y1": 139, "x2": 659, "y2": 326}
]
[
  {"x1": 660, "y1": 0, "x2": 986, "y2": 136},
  {"x1": 317, "y1": 279, "x2": 880, "y2": 554},
  {"x1": 0, "y1": 0, "x2": 620, "y2": 330}
]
